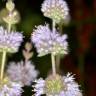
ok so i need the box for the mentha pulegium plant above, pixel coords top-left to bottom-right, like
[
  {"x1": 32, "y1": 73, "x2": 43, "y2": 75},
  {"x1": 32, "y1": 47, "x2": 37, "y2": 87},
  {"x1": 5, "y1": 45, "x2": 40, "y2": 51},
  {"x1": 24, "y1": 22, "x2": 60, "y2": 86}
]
[
  {"x1": 0, "y1": 0, "x2": 23, "y2": 95},
  {"x1": 41, "y1": 0, "x2": 70, "y2": 74},
  {"x1": 32, "y1": 0, "x2": 83, "y2": 96},
  {"x1": 0, "y1": 0, "x2": 23, "y2": 80},
  {"x1": 32, "y1": 25, "x2": 83, "y2": 96}
]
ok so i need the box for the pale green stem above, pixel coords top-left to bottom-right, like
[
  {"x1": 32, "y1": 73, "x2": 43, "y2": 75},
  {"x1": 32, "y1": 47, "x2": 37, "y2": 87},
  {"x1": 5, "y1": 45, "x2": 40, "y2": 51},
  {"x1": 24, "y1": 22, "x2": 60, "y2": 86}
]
[
  {"x1": 56, "y1": 55, "x2": 61, "y2": 73},
  {"x1": 51, "y1": 20, "x2": 56, "y2": 75},
  {"x1": 51, "y1": 54, "x2": 56, "y2": 76},
  {"x1": 0, "y1": 17, "x2": 12, "y2": 80},
  {"x1": 0, "y1": 51, "x2": 7, "y2": 80},
  {"x1": 56, "y1": 23, "x2": 63, "y2": 73},
  {"x1": 8, "y1": 23, "x2": 11, "y2": 32},
  {"x1": 52, "y1": 20, "x2": 56, "y2": 32}
]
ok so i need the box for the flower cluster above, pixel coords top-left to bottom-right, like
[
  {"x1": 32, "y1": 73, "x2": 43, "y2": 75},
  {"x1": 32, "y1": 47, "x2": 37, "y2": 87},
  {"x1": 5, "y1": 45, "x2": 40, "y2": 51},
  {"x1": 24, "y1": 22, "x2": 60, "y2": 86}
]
[
  {"x1": 0, "y1": 0, "x2": 82, "y2": 96},
  {"x1": 7, "y1": 61, "x2": 39, "y2": 86},
  {"x1": 0, "y1": 77, "x2": 22, "y2": 96},
  {"x1": 32, "y1": 24, "x2": 68, "y2": 56},
  {"x1": 33, "y1": 73, "x2": 82, "y2": 96},
  {"x1": 41, "y1": 0, "x2": 69, "y2": 23},
  {"x1": 0, "y1": 26, "x2": 23, "y2": 53}
]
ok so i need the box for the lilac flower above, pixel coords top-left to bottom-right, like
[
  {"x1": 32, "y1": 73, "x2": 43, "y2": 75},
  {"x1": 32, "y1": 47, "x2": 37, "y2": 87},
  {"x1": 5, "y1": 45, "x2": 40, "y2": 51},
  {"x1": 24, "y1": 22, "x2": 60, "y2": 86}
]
[
  {"x1": 41, "y1": 0, "x2": 70, "y2": 23},
  {"x1": 0, "y1": 77, "x2": 22, "y2": 96},
  {"x1": 33, "y1": 73, "x2": 82, "y2": 96},
  {"x1": 7, "y1": 61, "x2": 39, "y2": 86},
  {"x1": 31, "y1": 24, "x2": 68, "y2": 56},
  {"x1": 0, "y1": 26, "x2": 23, "y2": 53}
]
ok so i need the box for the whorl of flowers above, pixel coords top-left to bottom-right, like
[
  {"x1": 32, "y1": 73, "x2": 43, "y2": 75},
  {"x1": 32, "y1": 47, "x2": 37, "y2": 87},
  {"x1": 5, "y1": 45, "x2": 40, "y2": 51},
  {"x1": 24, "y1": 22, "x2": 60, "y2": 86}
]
[
  {"x1": 0, "y1": 77, "x2": 22, "y2": 96},
  {"x1": 41, "y1": 0, "x2": 69, "y2": 23},
  {"x1": 33, "y1": 73, "x2": 82, "y2": 96},
  {"x1": 0, "y1": 26, "x2": 23, "y2": 53},
  {"x1": 7, "y1": 61, "x2": 39, "y2": 86},
  {"x1": 31, "y1": 24, "x2": 68, "y2": 56}
]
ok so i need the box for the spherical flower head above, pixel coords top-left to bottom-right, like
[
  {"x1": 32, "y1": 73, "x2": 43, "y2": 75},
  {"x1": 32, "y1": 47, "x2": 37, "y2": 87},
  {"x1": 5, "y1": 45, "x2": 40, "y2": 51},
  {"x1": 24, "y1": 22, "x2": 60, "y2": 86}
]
[
  {"x1": 31, "y1": 24, "x2": 68, "y2": 56},
  {"x1": 33, "y1": 73, "x2": 82, "y2": 96},
  {"x1": 0, "y1": 77, "x2": 22, "y2": 96},
  {"x1": 41, "y1": 0, "x2": 70, "y2": 23},
  {"x1": 7, "y1": 61, "x2": 39, "y2": 86},
  {"x1": 0, "y1": 26, "x2": 23, "y2": 53}
]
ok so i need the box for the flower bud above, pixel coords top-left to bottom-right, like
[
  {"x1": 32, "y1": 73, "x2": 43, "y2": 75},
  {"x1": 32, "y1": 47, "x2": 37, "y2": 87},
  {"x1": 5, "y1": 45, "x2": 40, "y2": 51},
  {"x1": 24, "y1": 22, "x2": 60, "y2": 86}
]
[{"x1": 6, "y1": 0, "x2": 15, "y2": 12}]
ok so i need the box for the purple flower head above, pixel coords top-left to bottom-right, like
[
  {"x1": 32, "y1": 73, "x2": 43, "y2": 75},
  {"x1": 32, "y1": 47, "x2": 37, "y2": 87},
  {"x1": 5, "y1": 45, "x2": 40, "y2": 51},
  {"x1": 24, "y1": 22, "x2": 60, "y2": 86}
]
[
  {"x1": 7, "y1": 61, "x2": 39, "y2": 86},
  {"x1": 0, "y1": 26, "x2": 23, "y2": 53},
  {"x1": 41, "y1": 0, "x2": 70, "y2": 23},
  {"x1": 31, "y1": 24, "x2": 68, "y2": 56},
  {"x1": 33, "y1": 73, "x2": 82, "y2": 96}
]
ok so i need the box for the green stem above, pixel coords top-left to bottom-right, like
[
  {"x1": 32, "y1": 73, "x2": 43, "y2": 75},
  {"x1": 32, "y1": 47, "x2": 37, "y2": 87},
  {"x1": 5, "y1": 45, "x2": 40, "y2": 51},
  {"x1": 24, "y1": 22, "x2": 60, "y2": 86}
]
[
  {"x1": 52, "y1": 20, "x2": 56, "y2": 32},
  {"x1": 0, "y1": 51, "x2": 7, "y2": 80},
  {"x1": 51, "y1": 54, "x2": 56, "y2": 75},
  {"x1": 51, "y1": 20, "x2": 56, "y2": 75},
  {"x1": 56, "y1": 55, "x2": 61, "y2": 73},
  {"x1": 55, "y1": 23, "x2": 63, "y2": 73},
  {"x1": 59, "y1": 22, "x2": 63, "y2": 34},
  {"x1": 8, "y1": 23, "x2": 11, "y2": 32}
]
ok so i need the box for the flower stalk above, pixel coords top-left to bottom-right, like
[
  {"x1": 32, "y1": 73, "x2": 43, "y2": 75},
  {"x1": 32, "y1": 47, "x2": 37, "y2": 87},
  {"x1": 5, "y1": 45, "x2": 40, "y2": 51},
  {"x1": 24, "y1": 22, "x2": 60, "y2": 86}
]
[
  {"x1": 0, "y1": 51, "x2": 7, "y2": 80},
  {"x1": 56, "y1": 23, "x2": 63, "y2": 73},
  {"x1": 51, "y1": 20, "x2": 57, "y2": 75},
  {"x1": 0, "y1": 24, "x2": 11, "y2": 80},
  {"x1": 8, "y1": 23, "x2": 11, "y2": 32},
  {"x1": 52, "y1": 20, "x2": 56, "y2": 33},
  {"x1": 0, "y1": 8, "x2": 12, "y2": 80},
  {"x1": 51, "y1": 54, "x2": 56, "y2": 76}
]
